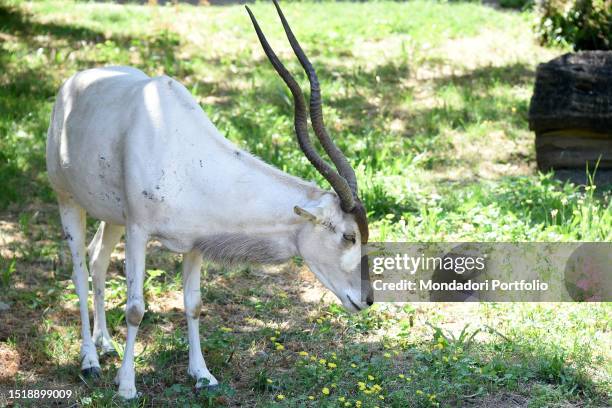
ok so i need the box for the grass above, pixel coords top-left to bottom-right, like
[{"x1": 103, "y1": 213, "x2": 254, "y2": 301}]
[{"x1": 0, "y1": 0, "x2": 610, "y2": 407}]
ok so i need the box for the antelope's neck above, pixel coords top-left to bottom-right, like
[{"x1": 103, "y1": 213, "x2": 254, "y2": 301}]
[{"x1": 192, "y1": 180, "x2": 321, "y2": 265}]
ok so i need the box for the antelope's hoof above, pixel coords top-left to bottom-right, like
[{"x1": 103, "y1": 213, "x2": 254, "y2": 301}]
[
  {"x1": 118, "y1": 390, "x2": 141, "y2": 400},
  {"x1": 81, "y1": 366, "x2": 101, "y2": 379},
  {"x1": 195, "y1": 381, "x2": 220, "y2": 393},
  {"x1": 205, "y1": 384, "x2": 220, "y2": 392},
  {"x1": 100, "y1": 348, "x2": 119, "y2": 358}
]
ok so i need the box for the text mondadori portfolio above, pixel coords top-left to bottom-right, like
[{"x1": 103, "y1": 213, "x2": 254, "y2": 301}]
[{"x1": 373, "y1": 279, "x2": 549, "y2": 292}]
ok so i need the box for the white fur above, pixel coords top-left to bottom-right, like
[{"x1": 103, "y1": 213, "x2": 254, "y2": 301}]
[{"x1": 46, "y1": 67, "x2": 367, "y2": 399}]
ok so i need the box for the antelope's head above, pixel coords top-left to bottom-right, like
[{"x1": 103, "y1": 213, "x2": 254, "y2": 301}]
[{"x1": 247, "y1": 1, "x2": 372, "y2": 312}]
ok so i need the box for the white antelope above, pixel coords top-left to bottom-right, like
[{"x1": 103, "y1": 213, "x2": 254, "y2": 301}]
[{"x1": 46, "y1": 1, "x2": 371, "y2": 399}]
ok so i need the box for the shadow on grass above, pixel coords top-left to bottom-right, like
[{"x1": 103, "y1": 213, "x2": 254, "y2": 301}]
[
  {"x1": 236, "y1": 58, "x2": 534, "y2": 145},
  {"x1": 0, "y1": 5, "x2": 110, "y2": 44},
  {"x1": 403, "y1": 62, "x2": 534, "y2": 135}
]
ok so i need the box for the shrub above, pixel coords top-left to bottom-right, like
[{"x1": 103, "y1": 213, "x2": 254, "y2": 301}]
[
  {"x1": 499, "y1": 0, "x2": 535, "y2": 10},
  {"x1": 534, "y1": 0, "x2": 612, "y2": 50}
]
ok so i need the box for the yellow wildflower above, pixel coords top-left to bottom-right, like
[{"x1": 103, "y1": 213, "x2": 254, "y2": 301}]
[
  {"x1": 383, "y1": 352, "x2": 391, "y2": 358},
  {"x1": 269, "y1": 336, "x2": 277, "y2": 341},
  {"x1": 308, "y1": 396, "x2": 314, "y2": 400},
  {"x1": 338, "y1": 397, "x2": 346, "y2": 402},
  {"x1": 328, "y1": 362, "x2": 337, "y2": 369},
  {"x1": 319, "y1": 359, "x2": 327, "y2": 365},
  {"x1": 266, "y1": 379, "x2": 273, "y2": 384},
  {"x1": 276, "y1": 394, "x2": 285, "y2": 400},
  {"x1": 220, "y1": 327, "x2": 232, "y2": 332},
  {"x1": 398, "y1": 374, "x2": 405, "y2": 379},
  {"x1": 298, "y1": 351, "x2": 308, "y2": 357},
  {"x1": 367, "y1": 375, "x2": 375, "y2": 381},
  {"x1": 351, "y1": 363, "x2": 357, "y2": 368},
  {"x1": 322, "y1": 387, "x2": 330, "y2": 395},
  {"x1": 379, "y1": 395, "x2": 385, "y2": 400},
  {"x1": 275, "y1": 343, "x2": 284, "y2": 351},
  {"x1": 416, "y1": 390, "x2": 423, "y2": 395}
]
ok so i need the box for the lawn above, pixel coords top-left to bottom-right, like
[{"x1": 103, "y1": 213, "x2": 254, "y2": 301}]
[{"x1": 0, "y1": 0, "x2": 610, "y2": 407}]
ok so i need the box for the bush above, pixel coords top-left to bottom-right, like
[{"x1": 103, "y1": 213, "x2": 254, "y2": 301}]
[
  {"x1": 534, "y1": 0, "x2": 612, "y2": 50},
  {"x1": 499, "y1": 0, "x2": 535, "y2": 10}
]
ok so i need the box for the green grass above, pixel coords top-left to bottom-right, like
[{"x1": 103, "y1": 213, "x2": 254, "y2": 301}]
[{"x1": 0, "y1": 0, "x2": 611, "y2": 407}]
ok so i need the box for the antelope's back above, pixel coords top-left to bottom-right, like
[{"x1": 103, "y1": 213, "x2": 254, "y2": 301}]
[{"x1": 46, "y1": 66, "x2": 150, "y2": 224}]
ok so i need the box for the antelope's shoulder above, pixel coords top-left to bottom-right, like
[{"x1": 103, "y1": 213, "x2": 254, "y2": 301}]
[
  {"x1": 65, "y1": 66, "x2": 149, "y2": 95},
  {"x1": 144, "y1": 74, "x2": 201, "y2": 113}
]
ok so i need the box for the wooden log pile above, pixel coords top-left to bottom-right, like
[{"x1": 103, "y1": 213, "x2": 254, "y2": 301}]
[{"x1": 529, "y1": 51, "x2": 612, "y2": 173}]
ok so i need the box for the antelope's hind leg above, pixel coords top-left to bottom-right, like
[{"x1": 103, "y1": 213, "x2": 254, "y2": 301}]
[
  {"x1": 58, "y1": 197, "x2": 101, "y2": 378},
  {"x1": 114, "y1": 224, "x2": 148, "y2": 399},
  {"x1": 88, "y1": 221, "x2": 124, "y2": 356},
  {"x1": 183, "y1": 250, "x2": 219, "y2": 390}
]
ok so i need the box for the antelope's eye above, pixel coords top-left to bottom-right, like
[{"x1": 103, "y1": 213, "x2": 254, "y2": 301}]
[{"x1": 342, "y1": 233, "x2": 356, "y2": 244}]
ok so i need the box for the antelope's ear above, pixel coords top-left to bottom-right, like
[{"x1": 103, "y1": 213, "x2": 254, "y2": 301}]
[{"x1": 294, "y1": 205, "x2": 319, "y2": 223}]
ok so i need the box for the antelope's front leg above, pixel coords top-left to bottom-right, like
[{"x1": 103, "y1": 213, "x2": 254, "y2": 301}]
[
  {"x1": 115, "y1": 224, "x2": 148, "y2": 399},
  {"x1": 183, "y1": 250, "x2": 219, "y2": 389}
]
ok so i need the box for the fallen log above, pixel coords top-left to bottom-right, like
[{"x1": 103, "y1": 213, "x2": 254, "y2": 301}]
[{"x1": 529, "y1": 51, "x2": 612, "y2": 172}]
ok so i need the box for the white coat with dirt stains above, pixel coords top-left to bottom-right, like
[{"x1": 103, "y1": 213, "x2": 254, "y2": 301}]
[{"x1": 46, "y1": 66, "x2": 368, "y2": 399}]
